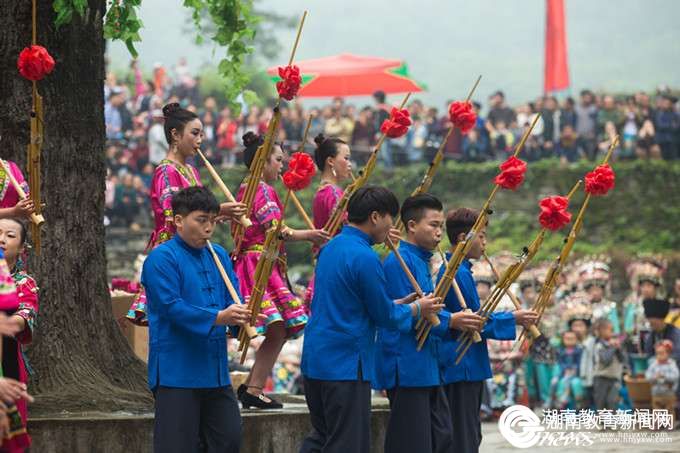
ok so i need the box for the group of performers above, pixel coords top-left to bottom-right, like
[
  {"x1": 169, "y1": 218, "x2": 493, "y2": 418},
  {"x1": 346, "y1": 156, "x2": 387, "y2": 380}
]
[{"x1": 133, "y1": 100, "x2": 552, "y2": 453}]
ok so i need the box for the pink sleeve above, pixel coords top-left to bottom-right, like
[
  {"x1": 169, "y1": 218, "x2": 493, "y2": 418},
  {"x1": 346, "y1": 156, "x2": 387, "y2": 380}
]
[
  {"x1": 0, "y1": 257, "x2": 18, "y2": 312},
  {"x1": 9, "y1": 161, "x2": 30, "y2": 197},
  {"x1": 15, "y1": 275, "x2": 38, "y2": 345},
  {"x1": 253, "y1": 183, "x2": 282, "y2": 227}
]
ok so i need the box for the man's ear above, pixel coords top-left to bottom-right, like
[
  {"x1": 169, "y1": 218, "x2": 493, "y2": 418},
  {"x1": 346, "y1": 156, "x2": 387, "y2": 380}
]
[
  {"x1": 173, "y1": 214, "x2": 183, "y2": 230},
  {"x1": 406, "y1": 219, "x2": 417, "y2": 235},
  {"x1": 457, "y1": 232, "x2": 466, "y2": 243},
  {"x1": 369, "y1": 211, "x2": 380, "y2": 225}
]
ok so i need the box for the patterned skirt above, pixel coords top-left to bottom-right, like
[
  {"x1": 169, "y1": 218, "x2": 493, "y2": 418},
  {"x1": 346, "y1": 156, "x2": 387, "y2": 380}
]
[{"x1": 234, "y1": 249, "x2": 307, "y2": 339}]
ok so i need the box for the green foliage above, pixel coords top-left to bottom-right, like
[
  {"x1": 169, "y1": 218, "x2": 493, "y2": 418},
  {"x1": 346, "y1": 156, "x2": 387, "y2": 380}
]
[
  {"x1": 53, "y1": 0, "x2": 87, "y2": 28},
  {"x1": 53, "y1": 0, "x2": 261, "y2": 112},
  {"x1": 103, "y1": 0, "x2": 143, "y2": 57},
  {"x1": 204, "y1": 159, "x2": 680, "y2": 274},
  {"x1": 183, "y1": 0, "x2": 260, "y2": 114},
  {"x1": 54, "y1": 1, "x2": 143, "y2": 56}
]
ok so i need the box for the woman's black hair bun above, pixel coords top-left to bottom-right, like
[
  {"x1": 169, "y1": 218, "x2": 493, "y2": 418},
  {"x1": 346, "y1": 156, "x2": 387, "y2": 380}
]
[
  {"x1": 314, "y1": 133, "x2": 327, "y2": 146},
  {"x1": 162, "y1": 102, "x2": 182, "y2": 117}
]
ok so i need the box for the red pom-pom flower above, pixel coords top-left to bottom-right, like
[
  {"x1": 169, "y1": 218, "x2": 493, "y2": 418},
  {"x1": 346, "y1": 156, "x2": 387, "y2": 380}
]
[
  {"x1": 538, "y1": 195, "x2": 572, "y2": 231},
  {"x1": 276, "y1": 65, "x2": 302, "y2": 101},
  {"x1": 494, "y1": 156, "x2": 527, "y2": 190},
  {"x1": 448, "y1": 101, "x2": 477, "y2": 134},
  {"x1": 584, "y1": 164, "x2": 615, "y2": 196},
  {"x1": 380, "y1": 107, "x2": 412, "y2": 138},
  {"x1": 283, "y1": 152, "x2": 316, "y2": 191},
  {"x1": 17, "y1": 45, "x2": 55, "y2": 81}
]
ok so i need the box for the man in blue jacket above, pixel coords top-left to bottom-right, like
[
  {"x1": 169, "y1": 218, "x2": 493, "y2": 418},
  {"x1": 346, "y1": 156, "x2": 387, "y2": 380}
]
[
  {"x1": 300, "y1": 186, "x2": 443, "y2": 453},
  {"x1": 436, "y1": 208, "x2": 538, "y2": 453},
  {"x1": 374, "y1": 194, "x2": 483, "y2": 453},
  {"x1": 142, "y1": 186, "x2": 254, "y2": 453}
]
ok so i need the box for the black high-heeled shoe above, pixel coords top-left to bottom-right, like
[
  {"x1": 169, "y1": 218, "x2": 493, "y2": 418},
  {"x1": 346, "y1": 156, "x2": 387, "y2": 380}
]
[{"x1": 238, "y1": 388, "x2": 283, "y2": 410}]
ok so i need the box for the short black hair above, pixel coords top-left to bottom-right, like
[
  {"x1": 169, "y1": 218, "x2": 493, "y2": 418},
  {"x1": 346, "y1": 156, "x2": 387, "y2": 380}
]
[
  {"x1": 347, "y1": 186, "x2": 399, "y2": 224},
  {"x1": 171, "y1": 186, "x2": 220, "y2": 217},
  {"x1": 400, "y1": 193, "x2": 443, "y2": 230},
  {"x1": 445, "y1": 207, "x2": 486, "y2": 244},
  {"x1": 373, "y1": 90, "x2": 386, "y2": 103}
]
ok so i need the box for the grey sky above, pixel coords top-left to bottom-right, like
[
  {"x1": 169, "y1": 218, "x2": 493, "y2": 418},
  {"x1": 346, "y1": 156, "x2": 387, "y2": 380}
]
[{"x1": 108, "y1": 0, "x2": 680, "y2": 107}]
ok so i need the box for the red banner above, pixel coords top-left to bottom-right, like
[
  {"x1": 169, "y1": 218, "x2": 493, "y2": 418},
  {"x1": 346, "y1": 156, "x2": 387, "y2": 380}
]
[{"x1": 544, "y1": 0, "x2": 570, "y2": 93}]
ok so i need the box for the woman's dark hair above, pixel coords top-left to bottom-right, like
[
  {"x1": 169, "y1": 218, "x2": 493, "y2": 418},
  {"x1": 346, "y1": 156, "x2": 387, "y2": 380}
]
[
  {"x1": 242, "y1": 132, "x2": 285, "y2": 169},
  {"x1": 242, "y1": 132, "x2": 265, "y2": 169},
  {"x1": 313, "y1": 133, "x2": 347, "y2": 171},
  {"x1": 162, "y1": 102, "x2": 198, "y2": 145},
  {"x1": 400, "y1": 193, "x2": 443, "y2": 229},
  {"x1": 171, "y1": 186, "x2": 220, "y2": 217},
  {"x1": 347, "y1": 186, "x2": 399, "y2": 224},
  {"x1": 445, "y1": 207, "x2": 487, "y2": 245}
]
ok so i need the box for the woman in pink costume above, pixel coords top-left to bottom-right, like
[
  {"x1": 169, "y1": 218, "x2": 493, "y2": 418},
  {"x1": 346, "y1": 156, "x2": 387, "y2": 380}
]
[
  {"x1": 303, "y1": 133, "x2": 353, "y2": 305},
  {"x1": 0, "y1": 218, "x2": 39, "y2": 452},
  {"x1": 127, "y1": 103, "x2": 245, "y2": 325},
  {"x1": 233, "y1": 132, "x2": 328, "y2": 409}
]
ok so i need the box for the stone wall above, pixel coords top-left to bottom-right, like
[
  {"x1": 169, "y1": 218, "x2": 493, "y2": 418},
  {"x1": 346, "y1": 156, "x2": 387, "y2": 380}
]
[{"x1": 28, "y1": 396, "x2": 390, "y2": 453}]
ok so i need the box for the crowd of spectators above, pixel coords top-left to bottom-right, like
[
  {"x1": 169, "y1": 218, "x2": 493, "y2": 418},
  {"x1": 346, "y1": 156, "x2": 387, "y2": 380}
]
[{"x1": 104, "y1": 58, "x2": 680, "y2": 228}]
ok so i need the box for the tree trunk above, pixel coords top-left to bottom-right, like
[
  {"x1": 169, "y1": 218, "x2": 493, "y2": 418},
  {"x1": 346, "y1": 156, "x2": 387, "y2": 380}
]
[{"x1": 0, "y1": 1, "x2": 151, "y2": 414}]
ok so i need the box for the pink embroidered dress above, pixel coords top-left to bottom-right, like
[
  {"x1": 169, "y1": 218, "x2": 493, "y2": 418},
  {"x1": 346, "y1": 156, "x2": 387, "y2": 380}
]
[
  {"x1": 0, "y1": 160, "x2": 30, "y2": 210},
  {"x1": 126, "y1": 159, "x2": 202, "y2": 325},
  {"x1": 0, "y1": 253, "x2": 39, "y2": 453},
  {"x1": 303, "y1": 183, "x2": 345, "y2": 305},
  {"x1": 232, "y1": 181, "x2": 307, "y2": 338}
]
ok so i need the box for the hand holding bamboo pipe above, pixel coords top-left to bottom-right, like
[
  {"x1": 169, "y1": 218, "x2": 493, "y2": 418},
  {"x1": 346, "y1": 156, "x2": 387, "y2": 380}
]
[
  {"x1": 483, "y1": 252, "x2": 541, "y2": 339},
  {"x1": 207, "y1": 241, "x2": 258, "y2": 338},
  {"x1": 1, "y1": 160, "x2": 44, "y2": 226},
  {"x1": 385, "y1": 237, "x2": 440, "y2": 328}
]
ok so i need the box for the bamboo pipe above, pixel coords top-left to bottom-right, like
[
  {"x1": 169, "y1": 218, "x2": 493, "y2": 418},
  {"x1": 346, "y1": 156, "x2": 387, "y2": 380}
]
[
  {"x1": 196, "y1": 149, "x2": 251, "y2": 227},
  {"x1": 483, "y1": 253, "x2": 541, "y2": 339},
  {"x1": 323, "y1": 92, "x2": 412, "y2": 237},
  {"x1": 385, "y1": 237, "x2": 440, "y2": 328},
  {"x1": 394, "y1": 76, "x2": 482, "y2": 232},
  {"x1": 207, "y1": 241, "x2": 258, "y2": 338},
  {"x1": 1, "y1": 160, "x2": 44, "y2": 226}
]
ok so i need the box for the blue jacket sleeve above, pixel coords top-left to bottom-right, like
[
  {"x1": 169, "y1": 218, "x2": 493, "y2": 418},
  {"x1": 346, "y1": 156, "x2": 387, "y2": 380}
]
[
  {"x1": 430, "y1": 309, "x2": 452, "y2": 338},
  {"x1": 481, "y1": 311, "x2": 516, "y2": 341},
  {"x1": 142, "y1": 250, "x2": 219, "y2": 337},
  {"x1": 358, "y1": 253, "x2": 412, "y2": 332}
]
